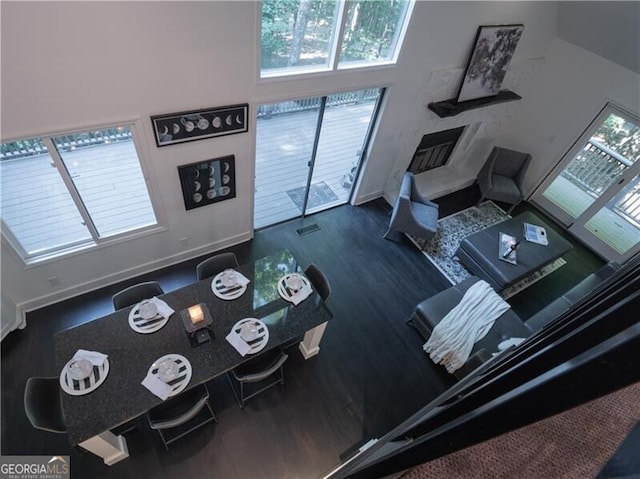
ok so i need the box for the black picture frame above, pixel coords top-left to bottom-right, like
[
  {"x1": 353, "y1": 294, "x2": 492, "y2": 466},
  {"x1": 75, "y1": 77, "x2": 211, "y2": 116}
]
[
  {"x1": 456, "y1": 24, "x2": 524, "y2": 103},
  {"x1": 177, "y1": 155, "x2": 236, "y2": 210},
  {"x1": 151, "y1": 104, "x2": 248, "y2": 147}
]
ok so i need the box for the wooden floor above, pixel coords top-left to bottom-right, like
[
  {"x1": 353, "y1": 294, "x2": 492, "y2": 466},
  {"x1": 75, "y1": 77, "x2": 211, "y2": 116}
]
[{"x1": 0, "y1": 187, "x2": 604, "y2": 479}]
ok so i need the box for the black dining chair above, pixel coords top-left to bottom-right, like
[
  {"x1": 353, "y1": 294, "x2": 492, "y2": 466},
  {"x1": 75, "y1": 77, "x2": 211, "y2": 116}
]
[
  {"x1": 112, "y1": 281, "x2": 164, "y2": 310},
  {"x1": 281, "y1": 264, "x2": 331, "y2": 351},
  {"x1": 147, "y1": 383, "x2": 217, "y2": 450},
  {"x1": 226, "y1": 349, "x2": 289, "y2": 409},
  {"x1": 24, "y1": 377, "x2": 66, "y2": 434},
  {"x1": 304, "y1": 264, "x2": 331, "y2": 303},
  {"x1": 196, "y1": 252, "x2": 239, "y2": 281}
]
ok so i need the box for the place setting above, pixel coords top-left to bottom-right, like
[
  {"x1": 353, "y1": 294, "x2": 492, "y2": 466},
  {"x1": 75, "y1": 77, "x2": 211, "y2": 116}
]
[
  {"x1": 59, "y1": 349, "x2": 110, "y2": 396},
  {"x1": 225, "y1": 318, "x2": 269, "y2": 357},
  {"x1": 128, "y1": 297, "x2": 175, "y2": 334},
  {"x1": 142, "y1": 354, "x2": 192, "y2": 401},
  {"x1": 277, "y1": 272, "x2": 313, "y2": 305},
  {"x1": 212, "y1": 268, "x2": 250, "y2": 300}
]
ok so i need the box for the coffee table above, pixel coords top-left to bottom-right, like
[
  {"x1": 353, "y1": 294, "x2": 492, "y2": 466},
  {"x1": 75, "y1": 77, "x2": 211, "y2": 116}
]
[{"x1": 455, "y1": 211, "x2": 573, "y2": 291}]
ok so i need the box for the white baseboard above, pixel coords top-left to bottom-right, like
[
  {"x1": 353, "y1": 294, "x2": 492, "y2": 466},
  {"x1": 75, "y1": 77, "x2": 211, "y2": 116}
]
[
  {"x1": 18, "y1": 231, "x2": 253, "y2": 314},
  {"x1": 1, "y1": 303, "x2": 25, "y2": 341}
]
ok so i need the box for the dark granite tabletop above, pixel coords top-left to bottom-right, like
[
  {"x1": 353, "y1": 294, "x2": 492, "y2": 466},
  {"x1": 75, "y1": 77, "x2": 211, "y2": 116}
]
[{"x1": 54, "y1": 250, "x2": 333, "y2": 446}]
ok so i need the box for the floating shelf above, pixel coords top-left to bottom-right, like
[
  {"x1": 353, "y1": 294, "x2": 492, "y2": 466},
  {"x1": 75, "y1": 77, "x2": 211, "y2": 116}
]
[{"x1": 428, "y1": 90, "x2": 522, "y2": 118}]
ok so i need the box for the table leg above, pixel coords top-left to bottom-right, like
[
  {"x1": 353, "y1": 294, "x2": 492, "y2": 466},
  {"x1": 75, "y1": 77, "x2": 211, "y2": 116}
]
[
  {"x1": 79, "y1": 431, "x2": 129, "y2": 465},
  {"x1": 299, "y1": 322, "x2": 328, "y2": 359}
]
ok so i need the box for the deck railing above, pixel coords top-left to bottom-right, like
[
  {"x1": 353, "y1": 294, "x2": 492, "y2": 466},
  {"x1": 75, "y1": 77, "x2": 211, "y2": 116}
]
[
  {"x1": 562, "y1": 139, "x2": 639, "y2": 223},
  {"x1": 0, "y1": 128, "x2": 132, "y2": 161},
  {"x1": 257, "y1": 89, "x2": 379, "y2": 118}
]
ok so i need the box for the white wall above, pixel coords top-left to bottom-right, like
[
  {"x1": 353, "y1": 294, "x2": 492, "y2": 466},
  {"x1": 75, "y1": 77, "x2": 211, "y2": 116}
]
[
  {"x1": 369, "y1": 1, "x2": 557, "y2": 203},
  {"x1": 1, "y1": 1, "x2": 559, "y2": 312},
  {"x1": 558, "y1": 1, "x2": 640, "y2": 75},
  {"x1": 502, "y1": 38, "x2": 640, "y2": 196}
]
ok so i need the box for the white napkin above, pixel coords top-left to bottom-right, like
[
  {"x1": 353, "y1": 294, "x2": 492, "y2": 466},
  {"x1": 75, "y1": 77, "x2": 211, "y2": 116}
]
[
  {"x1": 225, "y1": 330, "x2": 251, "y2": 356},
  {"x1": 290, "y1": 284, "x2": 313, "y2": 306},
  {"x1": 223, "y1": 269, "x2": 251, "y2": 287},
  {"x1": 73, "y1": 349, "x2": 108, "y2": 367},
  {"x1": 150, "y1": 297, "x2": 175, "y2": 319},
  {"x1": 142, "y1": 372, "x2": 173, "y2": 401}
]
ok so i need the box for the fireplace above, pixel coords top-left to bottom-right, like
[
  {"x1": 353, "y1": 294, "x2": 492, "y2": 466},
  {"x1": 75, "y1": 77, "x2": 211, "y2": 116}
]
[{"x1": 407, "y1": 126, "x2": 465, "y2": 174}]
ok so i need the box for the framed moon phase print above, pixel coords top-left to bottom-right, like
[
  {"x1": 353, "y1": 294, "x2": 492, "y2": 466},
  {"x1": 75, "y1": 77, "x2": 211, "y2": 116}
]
[
  {"x1": 177, "y1": 155, "x2": 236, "y2": 210},
  {"x1": 151, "y1": 104, "x2": 249, "y2": 147}
]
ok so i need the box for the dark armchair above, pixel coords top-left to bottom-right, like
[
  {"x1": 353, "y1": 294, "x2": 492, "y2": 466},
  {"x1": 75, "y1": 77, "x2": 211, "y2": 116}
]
[
  {"x1": 383, "y1": 172, "x2": 439, "y2": 243},
  {"x1": 477, "y1": 147, "x2": 532, "y2": 214}
]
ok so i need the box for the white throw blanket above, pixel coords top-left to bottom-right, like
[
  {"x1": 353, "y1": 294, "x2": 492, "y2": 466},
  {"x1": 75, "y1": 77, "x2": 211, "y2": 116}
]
[{"x1": 424, "y1": 280, "x2": 510, "y2": 374}]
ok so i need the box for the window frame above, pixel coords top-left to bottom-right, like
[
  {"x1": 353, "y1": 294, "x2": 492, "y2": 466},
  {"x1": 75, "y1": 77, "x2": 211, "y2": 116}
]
[
  {"x1": 258, "y1": 0, "x2": 415, "y2": 80},
  {"x1": 1, "y1": 119, "x2": 164, "y2": 265}
]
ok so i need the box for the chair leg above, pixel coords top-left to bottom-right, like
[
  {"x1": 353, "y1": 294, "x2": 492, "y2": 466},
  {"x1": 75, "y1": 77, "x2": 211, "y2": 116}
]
[
  {"x1": 383, "y1": 227, "x2": 392, "y2": 239},
  {"x1": 476, "y1": 195, "x2": 485, "y2": 207},
  {"x1": 506, "y1": 203, "x2": 518, "y2": 215}
]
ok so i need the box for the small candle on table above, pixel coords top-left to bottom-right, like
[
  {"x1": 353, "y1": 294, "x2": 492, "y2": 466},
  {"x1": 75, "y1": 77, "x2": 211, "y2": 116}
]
[{"x1": 188, "y1": 304, "x2": 204, "y2": 324}]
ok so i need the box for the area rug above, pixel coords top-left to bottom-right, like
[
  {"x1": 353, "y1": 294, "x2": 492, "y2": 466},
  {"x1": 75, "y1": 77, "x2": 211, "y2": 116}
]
[
  {"x1": 401, "y1": 381, "x2": 640, "y2": 479},
  {"x1": 286, "y1": 181, "x2": 339, "y2": 211},
  {"x1": 407, "y1": 201, "x2": 566, "y2": 299}
]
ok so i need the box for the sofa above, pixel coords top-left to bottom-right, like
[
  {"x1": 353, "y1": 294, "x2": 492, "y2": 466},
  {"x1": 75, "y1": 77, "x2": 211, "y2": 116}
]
[
  {"x1": 408, "y1": 276, "x2": 533, "y2": 379},
  {"x1": 408, "y1": 262, "x2": 619, "y2": 378}
]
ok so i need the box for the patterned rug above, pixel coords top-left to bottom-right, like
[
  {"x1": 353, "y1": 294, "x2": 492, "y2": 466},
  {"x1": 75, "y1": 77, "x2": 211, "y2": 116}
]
[
  {"x1": 408, "y1": 201, "x2": 566, "y2": 299},
  {"x1": 286, "y1": 181, "x2": 339, "y2": 211}
]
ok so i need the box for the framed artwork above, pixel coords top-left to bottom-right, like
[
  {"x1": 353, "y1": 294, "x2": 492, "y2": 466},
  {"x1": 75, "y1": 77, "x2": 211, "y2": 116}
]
[
  {"x1": 151, "y1": 104, "x2": 248, "y2": 147},
  {"x1": 177, "y1": 155, "x2": 236, "y2": 210},
  {"x1": 456, "y1": 24, "x2": 524, "y2": 103}
]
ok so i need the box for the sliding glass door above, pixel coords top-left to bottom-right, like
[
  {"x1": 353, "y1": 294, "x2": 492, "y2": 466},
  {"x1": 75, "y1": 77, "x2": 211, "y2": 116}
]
[
  {"x1": 532, "y1": 104, "x2": 640, "y2": 262},
  {"x1": 254, "y1": 89, "x2": 383, "y2": 229}
]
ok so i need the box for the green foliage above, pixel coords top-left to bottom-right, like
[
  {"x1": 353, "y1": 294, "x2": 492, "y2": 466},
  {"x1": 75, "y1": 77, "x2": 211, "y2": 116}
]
[
  {"x1": 593, "y1": 114, "x2": 640, "y2": 161},
  {"x1": 260, "y1": 0, "x2": 407, "y2": 70},
  {"x1": 340, "y1": 0, "x2": 408, "y2": 62},
  {"x1": 261, "y1": 0, "x2": 298, "y2": 69}
]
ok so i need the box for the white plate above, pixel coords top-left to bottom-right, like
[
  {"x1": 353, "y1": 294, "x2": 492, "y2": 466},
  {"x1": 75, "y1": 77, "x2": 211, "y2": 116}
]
[
  {"x1": 277, "y1": 273, "x2": 311, "y2": 303},
  {"x1": 60, "y1": 357, "x2": 110, "y2": 396},
  {"x1": 128, "y1": 301, "x2": 170, "y2": 334},
  {"x1": 212, "y1": 270, "x2": 247, "y2": 300},
  {"x1": 231, "y1": 318, "x2": 268, "y2": 354},
  {"x1": 148, "y1": 354, "x2": 192, "y2": 398}
]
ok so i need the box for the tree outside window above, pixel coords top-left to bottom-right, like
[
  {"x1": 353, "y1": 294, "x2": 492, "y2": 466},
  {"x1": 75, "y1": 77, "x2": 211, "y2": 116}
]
[{"x1": 260, "y1": 0, "x2": 413, "y2": 76}]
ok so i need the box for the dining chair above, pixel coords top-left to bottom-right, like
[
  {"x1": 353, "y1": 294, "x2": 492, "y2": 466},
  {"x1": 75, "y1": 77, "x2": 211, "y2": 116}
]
[
  {"x1": 226, "y1": 348, "x2": 289, "y2": 409},
  {"x1": 112, "y1": 281, "x2": 164, "y2": 310},
  {"x1": 24, "y1": 377, "x2": 66, "y2": 434},
  {"x1": 304, "y1": 263, "x2": 331, "y2": 302},
  {"x1": 476, "y1": 146, "x2": 532, "y2": 214},
  {"x1": 147, "y1": 383, "x2": 217, "y2": 450},
  {"x1": 282, "y1": 264, "x2": 331, "y2": 351},
  {"x1": 196, "y1": 252, "x2": 239, "y2": 281}
]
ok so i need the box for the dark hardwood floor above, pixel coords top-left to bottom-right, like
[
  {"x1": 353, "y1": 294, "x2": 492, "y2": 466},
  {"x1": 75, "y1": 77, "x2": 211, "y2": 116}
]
[{"x1": 1, "y1": 186, "x2": 603, "y2": 479}]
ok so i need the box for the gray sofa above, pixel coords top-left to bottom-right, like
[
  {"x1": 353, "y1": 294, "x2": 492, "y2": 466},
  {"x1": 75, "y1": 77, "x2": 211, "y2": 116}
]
[
  {"x1": 408, "y1": 276, "x2": 533, "y2": 379},
  {"x1": 408, "y1": 262, "x2": 619, "y2": 378}
]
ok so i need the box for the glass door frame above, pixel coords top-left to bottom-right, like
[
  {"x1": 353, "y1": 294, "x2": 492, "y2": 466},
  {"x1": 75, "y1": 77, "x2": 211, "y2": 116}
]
[
  {"x1": 253, "y1": 88, "x2": 385, "y2": 230},
  {"x1": 531, "y1": 102, "x2": 640, "y2": 262},
  {"x1": 569, "y1": 168, "x2": 640, "y2": 262}
]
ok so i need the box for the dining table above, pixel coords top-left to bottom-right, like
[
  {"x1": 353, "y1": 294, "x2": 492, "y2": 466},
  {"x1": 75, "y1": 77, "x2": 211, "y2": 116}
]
[{"x1": 53, "y1": 250, "x2": 333, "y2": 465}]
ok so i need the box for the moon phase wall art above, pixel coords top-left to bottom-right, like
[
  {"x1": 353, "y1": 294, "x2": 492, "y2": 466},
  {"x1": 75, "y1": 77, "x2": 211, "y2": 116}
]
[
  {"x1": 177, "y1": 155, "x2": 236, "y2": 210},
  {"x1": 151, "y1": 104, "x2": 249, "y2": 147}
]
